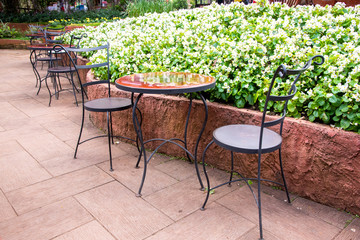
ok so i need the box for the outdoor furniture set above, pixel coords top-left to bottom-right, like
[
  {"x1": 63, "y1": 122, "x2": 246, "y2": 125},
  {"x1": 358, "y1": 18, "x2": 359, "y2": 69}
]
[{"x1": 27, "y1": 33, "x2": 324, "y2": 240}]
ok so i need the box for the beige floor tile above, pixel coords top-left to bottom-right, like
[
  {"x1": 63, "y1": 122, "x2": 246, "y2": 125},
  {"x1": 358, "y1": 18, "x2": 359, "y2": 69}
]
[
  {"x1": 334, "y1": 218, "x2": 360, "y2": 240},
  {"x1": 236, "y1": 227, "x2": 281, "y2": 240},
  {"x1": 7, "y1": 166, "x2": 114, "y2": 214},
  {"x1": 75, "y1": 181, "x2": 173, "y2": 240},
  {"x1": 145, "y1": 168, "x2": 240, "y2": 221},
  {"x1": 0, "y1": 122, "x2": 48, "y2": 142},
  {"x1": 39, "y1": 137, "x2": 128, "y2": 176},
  {"x1": 216, "y1": 187, "x2": 342, "y2": 240},
  {"x1": 146, "y1": 202, "x2": 255, "y2": 240},
  {"x1": 17, "y1": 132, "x2": 74, "y2": 162},
  {"x1": 97, "y1": 154, "x2": 178, "y2": 197},
  {"x1": 0, "y1": 151, "x2": 51, "y2": 192},
  {"x1": 53, "y1": 220, "x2": 116, "y2": 240},
  {"x1": 0, "y1": 91, "x2": 32, "y2": 102},
  {"x1": 292, "y1": 197, "x2": 353, "y2": 229},
  {"x1": 10, "y1": 98, "x2": 58, "y2": 118},
  {"x1": 154, "y1": 157, "x2": 197, "y2": 181},
  {"x1": 41, "y1": 119, "x2": 92, "y2": 142},
  {"x1": 0, "y1": 140, "x2": 24, "y2": 157},
  {"x1": 0, "y1": 190, "x2": 16, "y2": 223},
  {"x1": 0, "y1": 198, "x2": 93, "y2": 240}
]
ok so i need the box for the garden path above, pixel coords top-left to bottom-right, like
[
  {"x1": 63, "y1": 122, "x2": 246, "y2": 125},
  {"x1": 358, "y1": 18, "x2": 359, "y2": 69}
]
[{"x1": 0, "y1": 49, "x2": 358, "y2": 240}]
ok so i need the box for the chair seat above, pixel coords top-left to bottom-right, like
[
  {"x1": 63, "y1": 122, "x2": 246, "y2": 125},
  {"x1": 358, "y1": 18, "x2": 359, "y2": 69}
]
[
  {"x1": 213, "y1": 124, "x2": 282, "y2": 154},
  {"x1": 37, "y1": 56, "x2": 61, "y2": 62},
  {"x1": 84, "y1": 97, "x2": 132, "y2": 112},
  {"x1": 48, "y1": 66, "x2": 76, "y2": 73}
]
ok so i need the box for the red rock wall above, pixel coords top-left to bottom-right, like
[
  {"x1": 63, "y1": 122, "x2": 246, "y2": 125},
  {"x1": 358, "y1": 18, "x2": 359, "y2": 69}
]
[{"x1": 84, "y1": 70, "x2": 360, "y2": 215}]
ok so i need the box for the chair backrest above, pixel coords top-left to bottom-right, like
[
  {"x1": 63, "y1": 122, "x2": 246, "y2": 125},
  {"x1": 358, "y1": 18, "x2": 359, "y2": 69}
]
[
  {"x1": 51, "y1": 43, "x2": 111, "y2": 105},
  {"x1": 44, "y1": 26, "x2": 67, "y2": 44},
  {"x1": 259, "y1": 55, "x2": 324, "y2": 145},
  {"x1": 269, "y1": 0, "x2": 300, "y2": 7}
]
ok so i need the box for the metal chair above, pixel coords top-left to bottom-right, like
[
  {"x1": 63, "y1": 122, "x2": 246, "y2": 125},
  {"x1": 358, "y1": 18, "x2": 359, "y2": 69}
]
[
  {"x1": 62, "y1": 43, "x2": 137, "y2": 171},
  {"x1": 200, "y1": 55, "x2": 324, "y2": 240},
  {"x1": 44, "y1": 34, "x2": 87, "y2": 105}
]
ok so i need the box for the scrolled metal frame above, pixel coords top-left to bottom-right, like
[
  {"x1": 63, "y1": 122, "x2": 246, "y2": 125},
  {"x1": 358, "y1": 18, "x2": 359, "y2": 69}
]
[{"x1": 200, "y1": 55, "x2": 324, "y2": 240}]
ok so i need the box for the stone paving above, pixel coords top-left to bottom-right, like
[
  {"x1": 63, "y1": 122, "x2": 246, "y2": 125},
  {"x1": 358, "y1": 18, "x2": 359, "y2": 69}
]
[{"x1": 0, "y1": 49, "x2": 359, "y2": 240}]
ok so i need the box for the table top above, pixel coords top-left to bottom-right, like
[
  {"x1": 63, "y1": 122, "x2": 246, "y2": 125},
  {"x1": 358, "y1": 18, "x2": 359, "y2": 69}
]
[
  {"x1": 27, "y1": 44, "x2": 70, "y2": 51},
  {"x1": 115, "y1": 72, "x2": 216, "y2": 94}
]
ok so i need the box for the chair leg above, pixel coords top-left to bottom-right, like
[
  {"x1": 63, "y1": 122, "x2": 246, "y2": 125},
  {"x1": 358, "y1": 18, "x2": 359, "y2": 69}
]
[
  {"x1": 74, "y1": 107, "x2": 85, "y2": 159},
  {"x1": 44, "y1": 72, "x2": 52, "y2": 107},
  {"x1": 107, "y1": 111, "x2": 114, "y2": 171},
  {"x1": 257, "y1": 153, "x2": 264, "y2": 240},
  {"x1": 200, "y1": 140, "x2": 214, "y2": 211},
  {"x1": 229, "y1": 151, "x2": 234, "y2": 186},
  {"x1": 70, "y1": 72, "x2": 78, "y2": 106},
  {"x1": 279, "y1": 148, "x2": 291, "y2": 203},
  {"x1": 109, "y1": 112, "x2": 114, "y2": 144}
]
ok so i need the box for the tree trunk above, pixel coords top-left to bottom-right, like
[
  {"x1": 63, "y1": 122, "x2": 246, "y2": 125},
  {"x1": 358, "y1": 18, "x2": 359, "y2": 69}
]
[{"x1": 2, "y1": 0, "x2": 20, "y2": 13}]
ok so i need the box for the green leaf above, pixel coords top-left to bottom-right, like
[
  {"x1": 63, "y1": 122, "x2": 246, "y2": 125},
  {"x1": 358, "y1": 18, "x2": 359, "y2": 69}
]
[
  {"x1": 309, "y1": 114, "x2": 316, "y2": 122},
  {"x1": 288, "y1": 102, "x2": 296, "y2": 112},
  {"x1": 329, "y1": 95, "x2": 339, "y2": 104},
  {"x1": 340, "y1": 119, "x2": 350, "y2": 129}
]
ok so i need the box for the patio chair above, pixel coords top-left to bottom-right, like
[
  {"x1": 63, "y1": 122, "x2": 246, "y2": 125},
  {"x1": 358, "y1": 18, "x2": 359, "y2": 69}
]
[
  {"x1": 200, "y1": 55, "x2": 324, "y2": 240},
  {"x1": 44, "y1": 33, "x2": 87, "y2": 105},
  {"x1": 59, "y1": 43, "x2": 136, "y2": 171}
]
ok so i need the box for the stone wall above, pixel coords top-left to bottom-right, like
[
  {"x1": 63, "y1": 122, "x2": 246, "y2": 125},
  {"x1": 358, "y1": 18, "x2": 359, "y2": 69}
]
[{"x1": 83, "y1": 69, "x2": 360, "y2": 215}]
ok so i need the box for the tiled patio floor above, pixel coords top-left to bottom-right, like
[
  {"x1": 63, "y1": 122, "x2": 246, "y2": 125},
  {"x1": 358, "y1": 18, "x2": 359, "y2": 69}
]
[{"x1": 0, "y1": 49, "x2": 358, "y2": 240}]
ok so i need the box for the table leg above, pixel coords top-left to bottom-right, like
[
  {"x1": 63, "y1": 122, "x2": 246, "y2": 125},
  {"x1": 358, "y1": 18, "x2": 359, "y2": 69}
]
[
  {"x1": 29, "y1": 50, "x2": 42, "y2": 94},
  {"x1": 132, "y1": 93, "x2": 146, "y2": 197},
  {"x1": 193, "y1": 92, "x2": 208, "y2": 190}
]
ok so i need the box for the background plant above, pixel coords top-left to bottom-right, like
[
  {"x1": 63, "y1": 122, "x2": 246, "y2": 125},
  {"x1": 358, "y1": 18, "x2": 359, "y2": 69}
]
[
  {"x1": 0, "y1": 21, "x2": 23, "y2": 38},
  {"x1": 64, "y1": 1, "x2": 360, "y2": 132},
  {"x1": 126, "y1": 0, "x2": 188, "y2": 18}
]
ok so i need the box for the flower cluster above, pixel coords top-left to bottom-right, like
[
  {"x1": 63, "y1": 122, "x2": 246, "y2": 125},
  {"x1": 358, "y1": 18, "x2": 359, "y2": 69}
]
[{"x1": 63, "y1": 0, "x2": 360, "y2": 132}]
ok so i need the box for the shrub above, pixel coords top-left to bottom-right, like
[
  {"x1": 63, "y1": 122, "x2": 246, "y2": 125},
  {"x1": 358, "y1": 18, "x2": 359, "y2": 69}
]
[
  {"x1": 0, "y1": 22, "x2": 22, "y2": 38},
  {"x1": 63, "y1": 1, "x2": 360, "y2": 132},
  {"x1": 126, "y1": 0, "x2": 188, "y2": 18},
  {"x1": 0, "y1": 8, "x2": 126, "y2": 24}
]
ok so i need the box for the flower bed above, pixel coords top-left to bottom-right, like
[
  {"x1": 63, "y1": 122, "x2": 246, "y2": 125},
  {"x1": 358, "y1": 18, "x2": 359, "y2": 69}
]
[{"x1": 64, "y1": 1, "x2": 360, "y2": 133}]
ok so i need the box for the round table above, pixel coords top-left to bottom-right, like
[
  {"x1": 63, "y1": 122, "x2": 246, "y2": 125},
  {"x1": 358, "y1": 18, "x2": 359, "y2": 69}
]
[{"x1": 116, "y1": 72, "x2": 216, "y2": 196}]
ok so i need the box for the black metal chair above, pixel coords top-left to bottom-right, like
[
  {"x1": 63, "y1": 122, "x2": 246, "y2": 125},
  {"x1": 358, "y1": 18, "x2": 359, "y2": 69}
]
[
  {"x1": 200, "y1": 55, "x2": 324, "y2": 240},
  {"x1": 44, "y1": 34, "x2": 87, "y2": 105},
  {"x1": 57, "y1": 43, "x2": 136, "y2": 171}
]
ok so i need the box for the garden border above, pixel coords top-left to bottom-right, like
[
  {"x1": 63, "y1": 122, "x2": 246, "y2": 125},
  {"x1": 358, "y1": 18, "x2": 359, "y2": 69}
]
[{"x1": 82, "y1": 67, "x2": 360, "y2": 216}]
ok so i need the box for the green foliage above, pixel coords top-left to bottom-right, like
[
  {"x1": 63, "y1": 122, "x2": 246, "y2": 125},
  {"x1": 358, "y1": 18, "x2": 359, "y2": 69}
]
[
  {"x1": 0, "y1": 8, "x2": 126, "y2": 24},
  {"x1": 63, "y1": 1, "x2": 360, "y2": 133},
  {"x1": 0, "y1": 21, "x2": 22, "y2": 38},
  {"x1": 126, "y1": 0, "x2": 188, "y2": 18}
]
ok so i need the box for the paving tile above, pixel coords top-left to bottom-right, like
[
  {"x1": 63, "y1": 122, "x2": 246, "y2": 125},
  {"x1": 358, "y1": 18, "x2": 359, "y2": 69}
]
[
  {"x1": 17, "y1": 132, "x2": 74, "y2": 162},
  {"x1": 216, "y1": 187, "x2": 341, "y2": 240},
  {"x1": 53, "y1": 220, "x2": 116, "y2": 240},
  {"x1": 334, "y1": 218, "x2": 360, "y2": 240},
  {"x1": 236, "y1": 227, "x2": 281, "y2": 240},
  {"x1": 75, "y1": 181, "x2": 173, "y2": 240},
  {"x1": 41, "y1": 119, "x2": 95, "y2": 142},
  {"x1": 0, "y1": 151, "x2": 51, "y2": 192},
  {"x1": 6, "y1": 166, "x2": 113, "y2": 214},
  {"x1": 154, "y1": 157, "x2": 197, "y2": 181},
  {"x1": 0, "y1": 190, "x2": 16, "y2": 223},
  {"x1": 0, "y1": 198, "x2": 93, "y2": 240},
  {"x1": 292, "y1": 197, "x2": 353, "y2": 229},
  {"x1": 97, "y1": 154, "x2": 178, "y2": 197},
  {"x1": 146, "y1": 202, "x2": 255, "y2": 240},
  {"x1": 40, "y1": 137, "x2": 129, "y2": 176},
  {"x1": 0, "y1": 102, "x2": 30, "y2": 129},
  {"x1": 0, "y1": 125, "x2": 4, "y2": 132},
  {"x1": 0, "y1": 91, "x2": 32, "y2": 102},
  {"x1": 10, "y1": 98, "x2": 58, "y2": 118},
  {"x1": 0, "y1": 140, "x2": 24, "y2": 157},
  {"x1": 145, "y1": 168, "x2": 240, "y2": 221},
  {"x1": 31, "y1": 112, "x2": 68, "y2": 125}
]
